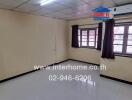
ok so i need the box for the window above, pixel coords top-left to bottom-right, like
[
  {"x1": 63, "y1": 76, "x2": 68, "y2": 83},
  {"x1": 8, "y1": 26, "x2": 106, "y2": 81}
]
[
  {"x1": 78, "y1": 28, "x2": 98, "y2": 48},
  {"x1": 113, "y1": 24, "x2": 132, "y2": 56},
  {"x1": 113, "y1": 26, "x2": 124, "y2": 53},
  {"x1": 127, "y1": 26, "x2": 132, "y2": 54}
]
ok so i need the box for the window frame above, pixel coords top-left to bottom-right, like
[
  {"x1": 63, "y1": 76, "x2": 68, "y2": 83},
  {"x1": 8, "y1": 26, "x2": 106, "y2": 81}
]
[
  {"x1": 78, "y1": 28, "x2": 98, "y2": 49},
  {"x1": 114, "y1": 23, "x2": 132, "y2": 57}
]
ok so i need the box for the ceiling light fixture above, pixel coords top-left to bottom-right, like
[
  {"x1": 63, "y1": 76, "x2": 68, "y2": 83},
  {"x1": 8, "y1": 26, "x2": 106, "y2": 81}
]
[{"x1": 40, "y1": 0, "x2": 55, "y2": 6}]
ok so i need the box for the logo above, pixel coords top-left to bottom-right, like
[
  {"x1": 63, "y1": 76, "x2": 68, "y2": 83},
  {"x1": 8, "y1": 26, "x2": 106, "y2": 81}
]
[{"x1": 92, "y1": 6, "x2": 113, "y2": 21}]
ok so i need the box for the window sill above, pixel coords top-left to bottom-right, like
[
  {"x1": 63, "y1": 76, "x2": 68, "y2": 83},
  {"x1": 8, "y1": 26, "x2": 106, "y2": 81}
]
[
  {"x1": 79, "y1": 47, "x2": 96, "y2": 49},
  {"x1": 115, "y1": 54, "x2": 132, "y2": 58}
]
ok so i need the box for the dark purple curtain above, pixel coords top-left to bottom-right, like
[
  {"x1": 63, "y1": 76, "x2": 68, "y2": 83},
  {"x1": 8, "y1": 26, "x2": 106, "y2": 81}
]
[
  {"x1": 102, "y1": 19, "x2": 115, "y2": 59},
  {"x1": 97, "y1": 23, "x2": 103, "y2": 50},
  {"x1": 72, "y1": 25, "x2": 79, "y2": 48}
]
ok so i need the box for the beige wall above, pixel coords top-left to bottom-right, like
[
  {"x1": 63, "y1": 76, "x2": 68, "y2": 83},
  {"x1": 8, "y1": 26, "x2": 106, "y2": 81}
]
[
  {"x1": 0, "y1": 8, "x2": 132, "y2": 83},
  {"x1": 0, "y1": 9, "x2": 68, "y2": 81},
  {"x1": 68, "y1": 18, "x2": 101, "y2": 64},
  {"x1": 100, "y1": 57, "x2": 132, "y2": 82}
]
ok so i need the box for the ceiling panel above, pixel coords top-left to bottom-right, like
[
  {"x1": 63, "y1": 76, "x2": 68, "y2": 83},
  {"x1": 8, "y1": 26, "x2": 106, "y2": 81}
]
[
  {"x1": 102, "y1": 0, "x2": 115, "y2": 7},
  {"x1": 15, "y1": 0, "x2": 68, "y2": 13},
  {"x1": 0, "y1": 3, "x2": 14, "y2": 9},
  {"x1": 69, "y1": 4, "x2": 91, "y2": 11},
  {"x1": 0, "y1": 0, "x2": 28, "y2": 9},
  {"x1": 28, "y1": 0, "x2": 58, "y2": 5},
  {"x1": 80, "y1": 0, "x2": 101, "y2": 7},
  {"x1": 45, "y1": 12, "x2": 69, "y2": 17},
  {"x1": 32, "y1": 7, "x2": 55, "y2": 16},
  {"x1": 14, "y1": 0, "x2": 46, "y2": 12},
  {"x1": 56, "y1": 0, "x2": 85, "y2": 8},
  {"x1": 81, "y1": 0, "x2": 114, "y2": 8},
  {"x1": 68, "y1": 13, "x2": 91, "y2": 20},
  {"x1": 113, "y1": 0, "x2": 132, "y2": 5},
  {"x1": 60, "y1": 8, "x2": 79, "y2": 15},
  {"x1": 0, "y1": 0, "x2": 131, "y2": 20},
  {"x1": 59, "y1": 4, "x2": 93, "y2": 16},
  {"x1": 42, "y1": 3, "x2": 67, "y2": 11},
  {"x1": 71, "y1": 10, "x2": 92, "y2": 17},
  {"x1": 14, "y1": 3, "x2": 42, "y2": 12}
]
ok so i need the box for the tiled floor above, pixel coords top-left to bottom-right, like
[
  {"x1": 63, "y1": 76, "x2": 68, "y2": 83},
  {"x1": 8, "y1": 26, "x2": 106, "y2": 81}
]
[{"x1": 0, "y1": 60, "x2": 132, "y2": 100}]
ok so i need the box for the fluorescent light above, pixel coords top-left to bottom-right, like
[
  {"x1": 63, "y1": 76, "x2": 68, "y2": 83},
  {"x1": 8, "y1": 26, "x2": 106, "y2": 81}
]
[{"x1": 40, "y1": 0, "x2": 55, "y2": 6}]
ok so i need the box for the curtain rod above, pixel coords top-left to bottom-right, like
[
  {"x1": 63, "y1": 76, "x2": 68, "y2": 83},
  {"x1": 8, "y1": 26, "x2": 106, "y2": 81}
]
[
  {"x1": 79, "y1": 23, "x2": 99, "y2": 26},
  {"x1": 78, "y1": 16, "x2": 132, "y2": 26},
  {"x1": 115, "y1": 17, "x2": 132, "y2": 21}
]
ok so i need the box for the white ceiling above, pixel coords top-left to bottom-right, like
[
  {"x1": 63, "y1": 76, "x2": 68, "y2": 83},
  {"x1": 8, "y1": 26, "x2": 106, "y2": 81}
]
[{"x1": 0, "y1": 0, "x2": 131, "y2": 20}]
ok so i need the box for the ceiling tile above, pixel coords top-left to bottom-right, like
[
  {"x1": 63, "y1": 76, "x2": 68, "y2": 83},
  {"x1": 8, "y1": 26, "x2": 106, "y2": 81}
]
[
  {"x1": 0, "y1": 3, "x2": 14, "y2": 9},
  {"x1": 56, "y1": 0, "x2": 85, "y2": 8},
  {"x1": 32, "y1": 7, "x2": 55, "y2": 16},
  {"x1": 27, "y1": 0, "x2": 42, "y2": 4},
  {"x1": 59, "y1": 8, "x2": 78, "y2": 14},
  {"x1": 102, "y1": 0, "x2": 115, "y2": 8},
  {"x1": 0, "y1": 0, "x2": 28, "y2": 9},
  {"x1": 46, "y1": 12, "x2": 68, "y2": 18},
  {"x1": 113, "y1": 0, "x2": 132, "y2": 5},
  {"x1": 80, "y1": 0, "x2": 101, "y2": 7},
  {"x1": 43, "y1": 3, "x2": 67, "y2": 11},
  {"x1": 0, "y1": 0, "x2": 131, "y2": 20},
  {"x1": 14, "y1": 3, "x2": 42, "y2": 12},
  {"x1": 29, "y1": 0, "x2": 59, "y2": 4}
]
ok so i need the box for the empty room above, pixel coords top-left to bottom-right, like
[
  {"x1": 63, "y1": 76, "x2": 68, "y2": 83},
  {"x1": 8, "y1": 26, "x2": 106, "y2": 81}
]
[{"x1": 0, "y1": 0, "x2": 132, "y2": 100}]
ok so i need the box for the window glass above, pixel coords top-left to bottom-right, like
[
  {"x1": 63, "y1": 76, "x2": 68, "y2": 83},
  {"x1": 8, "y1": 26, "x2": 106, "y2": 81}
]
[
  {"x1": 82, "y1": 38, "x2": 87, "y2": 41},
  {"x1": 79, "y1": 28, "x2": 97, "y2": 48},
  {"x1": 89, "y1": 42, "x2": 94, "y2": 46},
  {"x1": 78, "y1": 30, "x2": 80, "y2": 35},
  {"x1": 82, "y1": 31, "x2": 87, "y2": 35},
  {"x1": 128, "y1": 26, "x2": 132, "y2": 34},
  {"x1": 128, "y1": 35, "x2": 132, "y2": 40},
  {"x1": 79, "y1": 42, "x2": 80, "y2": 47},
  {"x1": 113, "y1": 40, "x2": 123, "y2": 45},
  {"x1": 89, "y1": 38, "x2": 95, "y2": 41},
  {"x1": 82, "y1": 36, "x2": 87, "y2": 39},
  {"x1": 78, "y1": 36, "x2": 80, "y2": 41},
  {"x1": 114, "y1": 26, "x2": 124, "y2": 34},
  {"x1": 114, "y1": 35, "x2": 124, "y2": 39},
  {"x1": 127, "y1": 40, "x2": 132, "y2": 45},
  {"x1": 113, "y1": 26, "x2": 125, "y2": 54},
  {"x1": 89, "y1": 30, "x2": 95, "y2": 35},
  {"x1": 127, "y1": 46, "x2": 132, "y2": 54},
  {"x1": 113, "y1": 45, "x2": 123, "y2": 53},
  {"x1": 112, "y1": 25, "x2": 132, "y2": 56},
  {"x1": 89, "y1": 30, "x2": 95, "y2": 42},
  {"x1": 82, "y1": 41, "x2": 87, "y2": 46}
]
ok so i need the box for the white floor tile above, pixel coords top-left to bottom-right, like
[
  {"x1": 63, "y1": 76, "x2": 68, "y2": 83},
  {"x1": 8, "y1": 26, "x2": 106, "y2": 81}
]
[{"x1": 0, "y1": 60, "x2": 132, "y2": 100}]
